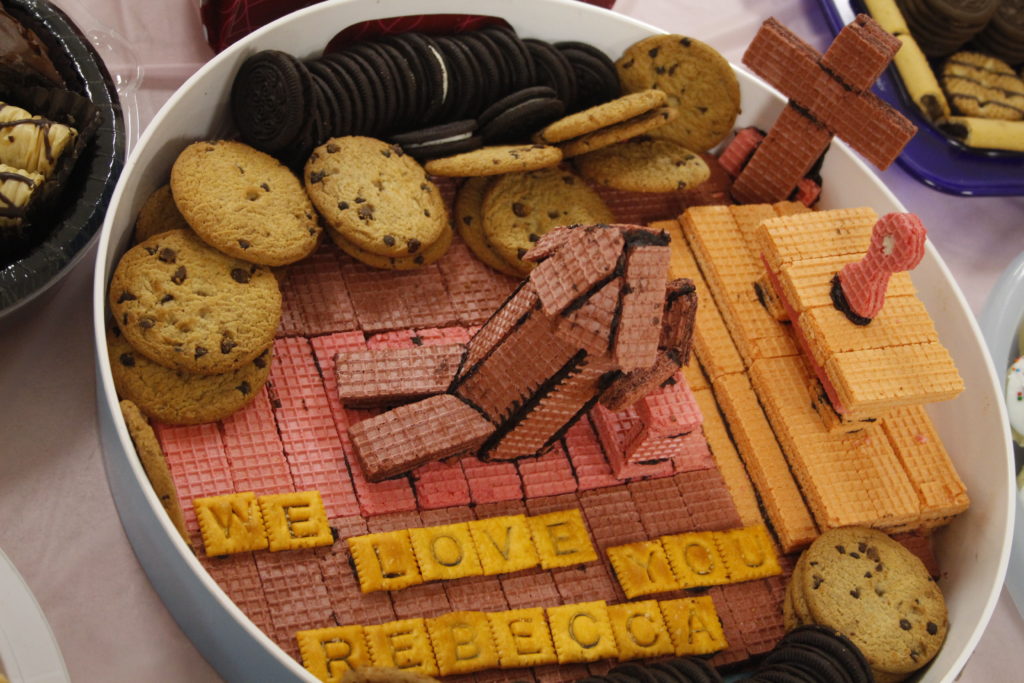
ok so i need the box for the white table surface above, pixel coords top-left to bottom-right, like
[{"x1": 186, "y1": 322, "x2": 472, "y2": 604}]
[{"x1": 1, "y1": 0, "x2": 1021, "y2": 680}]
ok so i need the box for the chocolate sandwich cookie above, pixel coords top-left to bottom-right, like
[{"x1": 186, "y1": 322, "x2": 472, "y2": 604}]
[
  {"x1": 780, "y1": 625, "x2": 873, "y2": 683},
  {"x1": 524, "y1": 38, "x2": 578, "y2": 110},
  {"x1": 457, "y1": 31, "x2": 506, "y2": 110},
  {"x1": 482, "y1": 25, "x2": 536, "y2": 92},
  {"x1": 974, "y1": 0, "x2": 1024, "y2": 66},
  {"x1": 321, "y1": 52, "x2": 372, "y2": 135},
  {"x1": 305, "y1": 60, "x2": 344, "y2": 137},
  {"x1": 607, "y1": 662, "x2": 667, "y2": 682},
  {"x1": 230, "y1": 50, "x2": 310, "y2": 155},
  {"x1": 477, "y1": 86, "x2": 566, "y2": 144},
  {"x1": 435, "y1": 35, "x2": 482, "y2": 121},
  {"x1": 386, "y1": 32, "x2": 449, "y2": 124},
  {"x1": 340, "y1": 47, "x2": 395, "y2": 136},
  {"x1": 556, "y1": 40, "x2": 620, "y2": 111},
  {"x1": 391, "y1": 119, "x2": 482, "y2": 160}
]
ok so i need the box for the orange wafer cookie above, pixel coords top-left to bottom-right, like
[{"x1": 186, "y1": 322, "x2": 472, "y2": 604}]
[
  {"x1": 750, "y1": 355, "x2": 921, "y2": 531},
  {"x1": 348, "y1": 394, "x2": 494, "y2": 482},
  {"x1": 691, "y1": 387, "x2": 763, "y2": 528},
  {"x1": 757, "y1": 207, "x2": 879, "y2": 272},
  {"x1": 881, "y1": 405, "x2": 970, "y2": 528},
  {"x1": 333, "y1": 344, "x2": 465, "y2": 407},
  {"x1": 804, "y1": 372, "x2": 883, "y2": 434},
  {"x1": 774, "y1": 255, "x2": 916, "y2": 314},
  {"x1": 711, "y1": 373, "x2": 818, "y2": 552},
  {"x1": 656, "y1": 219, "x2": 745, "y2": 380}
]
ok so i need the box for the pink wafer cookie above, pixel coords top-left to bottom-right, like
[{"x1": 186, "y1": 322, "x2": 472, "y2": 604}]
[
  {"x1": 718, "y1": 127, "x2": 765, "y2": 177},
  {"x1": 365, "y1": 325, "x2": 471, "y2": 350},
  {"x1": 554, "y1": 279, "x2": 619, "y2": 355},
  {"x1": 636, "y1": 374, "x2": 702, "y2": 438},
  {"x1": 550, "y1": 562, "x2": 620, "y2": 604},
  {"x1": 220, "y1": 387, "x2": 294, "y2": 496},
  {"x1": 499, "y1": 570, "x2": 563, "y2": 609},
  {"x1": 198, "y1": 553, "x2": 273, "y2": 635},
  {"x1": 523, "y1": 492, "x2": 581, "y2": 518},
  {"x1": 269, "y1": 337, "x2": 360, "y2": 518},
  {"x1": 516, "y1": 442, "x2": 577, "y2": 498},
  {"x1": 615, "y1": 244, "x2": 671, "y2": 371},
  {"x1": 411, "y1": 458, "x2": 471, "y2": 510},
  {"x1": 708, "y1": 585, "x2": 750, "y2": 667},
  {"x1": 342, "y1": 407, "x2": 418, "y2": 516},
  {"x1": 714, "y1": 580, "x2": 785, "y2": 657},
  {"x1": 444, "y1": 574, "x2": 510, "y2": 613},
  {"x1": 673, "y1": 467, "x2": 743, "y2": 532},
  {"x1": 587, "y1": 405, "x2": 674, "y2": 479},
  {"x1": 255, "y1": 550, "x2": 334, "y2": 659},
  {"x1": 460, "y1": 456, "x2": 523, "y2": 503},
  {"x1": 474, "y1": 499, "x2": 527, "y2": 519},
  {"x1": 436, "y1": 240, "x2": 520, "y2": 326},
  {"x1": 340, "y1": 256, "x2": 459, "y2": 333},
  {"x1": 318, "y1": 545, "x2": 396, "y2": 626},
  {"x1": 821, "y1": 13, "x2": 900, "y2": 93},
  {"x1": 333, "y1": 344, "x2": 464, "y2": 407},
  {"x1": 669, "y1": 431, "x2": 715, "y2": 473},
  {"x1": 417, "y1": 505, "x2": 475, "y2": 527},
  {"x1": 529, "y1": 225, "x2": 624, "y2": 316},
  {"x1": 578, "y1": 486, "x2": 647, "y2": 551},
  {"x1": 461, "y1": 282, "x2": 538, "y2": 369},
  {"x1": 793, "y1": 177, "x2": 821, "y2": 207},
  {"x1": 277, "y1": 243, "x2": 359, "y2": 336},
  {"x1": 390, "y1": 581, "x2": 452, "y2": 620},
  {"x1": 628, "y1": 477, "x2": 693, "y2": 537},
  {"x1": 367, "y1": 509, "x2": 423, "y2": 533},
  {"x1": 562, "y1": 418, "x2": 620, "y2": 491},
  {"x1": 154, "y1": 421, "x2": 232, "y2": 534},
  {"x1": 837, "y1": 213, "x2": 926, "y2": 320}
]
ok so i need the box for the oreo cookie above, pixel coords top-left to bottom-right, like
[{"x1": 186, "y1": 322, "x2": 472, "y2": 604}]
[
  {"x1": 385, "y1": 32, "x2": 449, "y2": 124},
  {"x1": 390, "y1": 119, "x2": 482, "y2": 160},
  {"x1": 524, "y1": 37, "x2": 578, "y2": 109},
  {"x1": 557, "y1": 40, "x2": 620, "y2": 110},
  {"x1": 323, "y1": 51, "x2": 380, "y2": 136},
  {"x1": 483, "y1": 25, "x2": 536, "y2": 91},
  {"x1": 477, "y1": 85, "x2": 565, "y2": 143},
  {"x1": 230, "y1": 50, "x2": 310, "y2": 155}
]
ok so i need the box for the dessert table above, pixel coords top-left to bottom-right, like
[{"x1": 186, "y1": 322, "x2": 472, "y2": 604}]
[{"x1": 0, "y1": 0, "x2": 1021, "y2": 681}]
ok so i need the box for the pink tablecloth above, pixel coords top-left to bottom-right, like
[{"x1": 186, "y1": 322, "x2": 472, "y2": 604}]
[{"x1": 0, "y1": 0, "x2": 1021, "y2": 681}]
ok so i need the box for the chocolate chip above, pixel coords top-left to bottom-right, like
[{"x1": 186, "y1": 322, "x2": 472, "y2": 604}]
[
  {"x1": 858, "y1": 542, "x2": 867, "y2": 553},
  {"x1": 423, "y1": 209, "x2": 430, "y2": 217},
  {"x1": 338, "y1": 201, "x2": 349, "y2": 210},
  {"x1": 236, "y1": 381, "x2": 251, "y2": 395},
  {"x1": 138, "y1": 317, "x2": 155, "y2": 329},
  {"x1": 194, "y1": 346, "x2": 207, "y2": 359},
  {"x1": 171, "y1": 266, "x2": 187, "y2": 285},
  {"x1": 380, "y1": 148, "x2": 392, "y2": 158},
  {"x1": 850, "y1": 588, "x2": 860, "y2": 599},
  {"x1": 517, "y1": 247, "x2": 527, "y2": 260},
  {"x1": 528, "y1": 233, "x2": 539, "y2": 242},
  {"x1": 512, "y1": 202, "x2": 529, "y2": 217},
  {"x1": 835, "y1": 545, "x2": 846, "y2": 554},
  {"x1": 326, "y1": 143, "x2": 339, "y2": 153},
  {"x1": 414, "y1": 254, "x2": 424, "y2": 265},
  {"x1": 354, "y1": 196, "x2": 366, "y2": 203},
  {"x1": 357, "y1": 205, "x2": 374, "y2": 221},
  {"x1": 648, "y1": 47, "x2": 660, "y2": 58},
  {"x1": 145, "y1": 246, "x2": 158, "y2": 255},
  {"x1": 308, "y1": 170, "x2": 326, "y2": 183},
  {"x1": 160, "y1": 294, "x2": 174, "y2": 304},
  {"x1": 622, "y1": 58, "x2": 634, "y2": 69},
  {"x1": 462, "y1": 216, "x2": 472, "y2": 225},
  {"x1": 866, "y1": 546, "x2": 880, "y2": 562},
  {"x1": 812, "y1": 574, "x2": 823, "y2": 589},
  {"x1": 680, "y1": 37, "x2": 692, "y2": 47},
  {"x1": 238, "y1": 239, "x2": 251, "y2": 249},
  {"x1": 383, "y1": 234, "x2": 396, "y2": 247},
  {"x1": 158, "y1": 248, "x2": 177, "y2": 263},
  {"x1": 927, "y1": 621, "x2": 938, "y2": 635},
  {"x1": 864, "y1": 571, "x2": 872, "y2": 578},
  {"x1": 849, "y1": 552, "x2": 861, "y2": 559},
  {"x1": 117, "y1": 291, "x2": 136, "y2": 303},
  {"x1": 119, "y1": 353, "x2": 135, "y2": 367},
  {"x1": 254, "y1": 352, "x2": 268, "y2": 369},
  {"x1": 407, "y1": 238, "x2": 421, "y2": 254},
  {"x1": 876, "y1": 563, "x2": 884, "y2": 572},
  {"x1": 900, "y1": 619, "x2": 912, "y2": 631},
  {"x1": 220, "y1": 337, "x2": 237, "y2": 354},
  {"x1": 231, "y1": 268, "x2": 251, "y2": 284}
]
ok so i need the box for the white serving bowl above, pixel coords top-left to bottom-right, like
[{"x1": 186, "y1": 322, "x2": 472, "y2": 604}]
[{"x1": 91, "y1": 0, "x2": 1014, "y2": 680}]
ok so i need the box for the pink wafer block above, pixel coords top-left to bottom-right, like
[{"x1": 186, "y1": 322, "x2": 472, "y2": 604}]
[
  {"x1": 523, "y1": 492, "x2": 581, "y2": 517},
  {"x1": 636, "y1": 375, "x2": 702, "y2": 438},
  {"x1": 391, "y1": 581, "x2": 452, "y2": 620},
  {"x1": 309, "y1": 332, "x2": 419, "y2": 516},
  {"x1": 628, "y1": 477, "x2": 692, "y2": 537},
  {"x1": 411, "y1": 459, "x2": 472, "y2": 510},
  {"x1": 276, "y1": 273, "x2": 305, "y2": 338},
  {"x1": 154, "y1": 421, "x2": 232, "y2": 534},
  {"x1": 793, "y1": 176, "x2": 821, "y2": 207},
  {"x1": 255, "y1": 549, "x2": 334, "y2": 659},
  {"x1": 220, "y1": 387, "x2": 294, "y2": 496},
  {"x1": 499, "y1": 570, "x2": 563, "y2": 609},
  {"x1": 477, "y1": 669, "x2": 536, "y2": 683},
  {"x1": 578, "y1": 486, "x2": 646, "y2": 551},
  {"x1": 367, "y1": 509, "x2": 422, "y2": 533},
  {"x1": 588, "y1": 406, "x2": 675, "y2": 479},
  {"x1": 367, "y1": 326, "x2": 473, "y2": 350},
  {"x1": 894, "y1": 531, "x2": 941, "y2": 579},
  {"x1": 473, "y1": 499, "x2": 527, "y2": 520},
  {"x1": 562, "y1": 418, "x2": 620, "y2": 491},
  {"x1": 198, "y1": 552, "x2": 273, "y2": 635},
  {"x1": 445, "y1": 574, "x2": 509, "y2": 613},
  {"x1": 516, "y1": 442, "x2": 577, "y2": 498},
  {"x1": 277, "y1": 243, "x2": 359, "y2": 336},
  {"x1": 460, "y1": 456, "x2": 523, "y2": 503},
  {"x1": 269, "y1": 337, "x2": 360, "y2": 518},
  {"x1": 708, "y1": 585, "x2": 750, "y2": 667},
  {"x1": 340, "y1": 257, "x2": 459, "y2": 333},
  {"x1": 673, "y1": 467, "x2": 743, "y2": 531},
  {"x1": 718, "y1": 127, "x2": 765, "y2": 177},
  {"x1": 436, "y1": 239, "x2": 520, "y2": 326},
  {"x1": 319, "y1": 544, "x2": 396, "y2": 626},
  {"x1": 715, "y1": 581, "x2": 785, "y2": 657},
  {"x1": 333, "y1": 344, "x2": 464, "y2": 407},
  {"x1": 589, "y1": 661, "x2": 615, "y2": 677},
  {"x1": 550, "y1": 562, "x2": 620, "y2": 604},
  {"x1": 670, "y1": 431, "x2": 715, "y2": 473}
]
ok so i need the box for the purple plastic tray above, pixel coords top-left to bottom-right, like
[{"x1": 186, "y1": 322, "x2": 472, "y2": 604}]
[{"x1": 817, "y1": 0, "x2": 1024, "y2": 197}]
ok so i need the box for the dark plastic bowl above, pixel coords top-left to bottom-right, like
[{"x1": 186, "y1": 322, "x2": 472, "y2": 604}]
[{"x1": 0, "y1": 0, "x2": 125, "y2": 316}]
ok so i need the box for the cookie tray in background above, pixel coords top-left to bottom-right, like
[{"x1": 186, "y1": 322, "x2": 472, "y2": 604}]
[
  {"x1": 92, "y1": 0, "x2": 1014, "y2": 680},
  {"x1": 817, "y1": 0, "x2": 1024, "y2": 196}
]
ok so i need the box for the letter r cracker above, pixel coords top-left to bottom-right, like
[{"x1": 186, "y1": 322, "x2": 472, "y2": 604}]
[{"x1": 296, "y1": 625, "x2": 371, "y2": 682}]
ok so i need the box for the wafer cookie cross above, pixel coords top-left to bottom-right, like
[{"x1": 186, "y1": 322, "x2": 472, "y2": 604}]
[{"x1": 836, "y1": 213, "x2": 926, "y2": 322}]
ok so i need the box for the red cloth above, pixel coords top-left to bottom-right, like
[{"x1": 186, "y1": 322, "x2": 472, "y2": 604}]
[{"x1": 199, "y1": 0, "x2": 616, "y2": 53}]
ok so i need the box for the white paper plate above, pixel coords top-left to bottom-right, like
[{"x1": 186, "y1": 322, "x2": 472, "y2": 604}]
[
  {"x1": 0, "y1": 547, "x2": 70, "y2": 683},
  {"x1": 91, "y1": 0, "x2": 1015, "y2": 680}
]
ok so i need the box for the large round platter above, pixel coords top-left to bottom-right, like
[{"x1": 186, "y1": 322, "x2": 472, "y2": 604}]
[{"x1": 92, "y1": 0, "x2": 1013, "y2": 680}]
